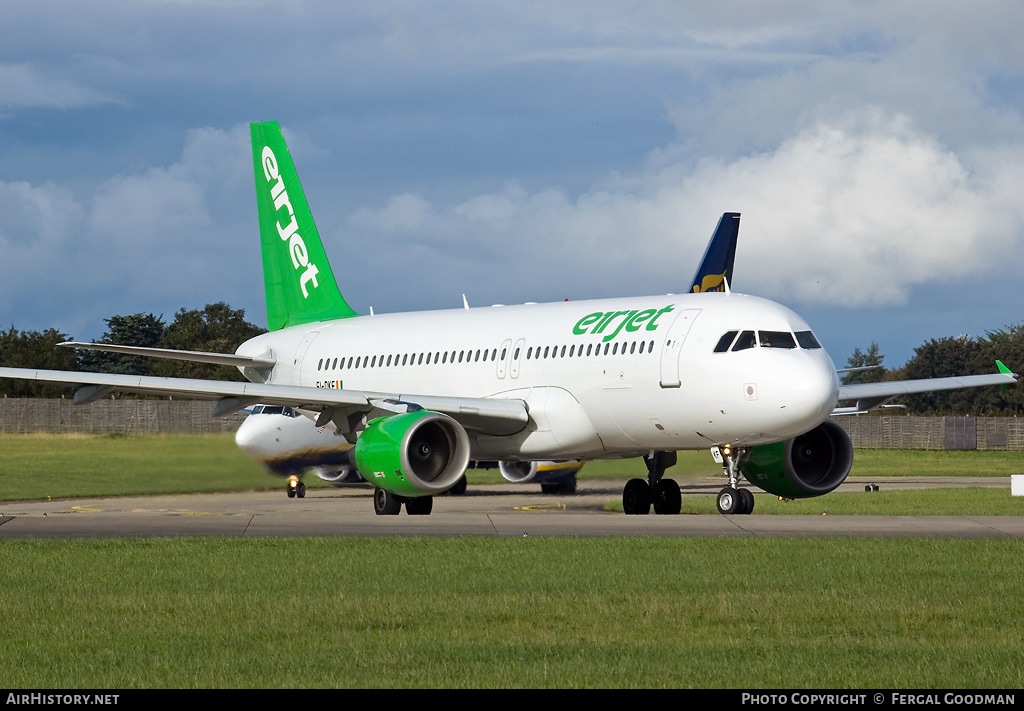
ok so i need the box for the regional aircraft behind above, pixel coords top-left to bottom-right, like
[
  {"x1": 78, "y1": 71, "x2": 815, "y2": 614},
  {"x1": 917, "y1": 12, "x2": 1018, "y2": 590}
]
[{"x1": 0, "y1": 122, "x2": 1015, "y2": 516}]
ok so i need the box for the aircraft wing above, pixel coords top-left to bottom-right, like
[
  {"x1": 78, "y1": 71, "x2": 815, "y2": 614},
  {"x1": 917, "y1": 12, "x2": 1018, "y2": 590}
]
[
  {"x1": 834, "y1": 365, "x2": 1017, "y2": 414},
  {"x1": 0, "y1": 367, "x2": 529, "y2": 436}
]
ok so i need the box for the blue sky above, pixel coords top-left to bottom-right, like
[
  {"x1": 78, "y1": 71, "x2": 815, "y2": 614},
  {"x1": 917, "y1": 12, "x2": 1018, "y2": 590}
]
[{"x1": 2, "y1": 1, "x2": 1023, "y2": 368}]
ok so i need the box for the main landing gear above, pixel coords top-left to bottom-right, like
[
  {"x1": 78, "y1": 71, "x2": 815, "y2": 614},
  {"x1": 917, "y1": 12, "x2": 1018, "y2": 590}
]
[
  {"x1": 372, "y1": 488, "x2": 434, "y2": 516},
  {"x1": 622, "y1": 451, "x2": 681, "y2": 515},
  {"x1": 717, "y1": 445, "x2": 754, "y2": 515},
  {"x1": 286, "y1": 474, "x2": 306, "y2": 499}
]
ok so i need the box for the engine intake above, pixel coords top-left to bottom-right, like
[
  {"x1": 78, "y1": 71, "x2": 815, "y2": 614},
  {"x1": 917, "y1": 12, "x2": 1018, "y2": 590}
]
[{"x1": 739, "y1": 419, "x2": 853, "y2": 499}]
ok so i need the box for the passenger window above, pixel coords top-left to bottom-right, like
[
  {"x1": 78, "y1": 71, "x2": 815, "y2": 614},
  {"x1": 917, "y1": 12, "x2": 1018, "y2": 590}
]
[
  {"x1": 732, "y1": 331, "x2": 756, "y2": 351},
  {"x1": 714, "y1": 331, "x2": 738, "y2": 353},
  {"x1": 796, "y1": 331, "x2": 822, "y2": 349},
  {"x1": 759, "y1": 331, "x2": 796, "y2": 349}
]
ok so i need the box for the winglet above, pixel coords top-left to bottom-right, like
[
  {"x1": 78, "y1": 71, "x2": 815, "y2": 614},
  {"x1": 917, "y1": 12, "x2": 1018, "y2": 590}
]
[
  {"x1": 689, "y1": 213, "x2": 739, "y2": 293},
  {"x1": 996, "y1": 359, "x2": 1013, "y2": 376}
]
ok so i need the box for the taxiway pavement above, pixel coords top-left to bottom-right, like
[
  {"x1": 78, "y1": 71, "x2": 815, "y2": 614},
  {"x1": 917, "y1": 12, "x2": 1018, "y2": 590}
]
[{"x1": 1, "y1": 477, "x2": 1021, "y2": 539}]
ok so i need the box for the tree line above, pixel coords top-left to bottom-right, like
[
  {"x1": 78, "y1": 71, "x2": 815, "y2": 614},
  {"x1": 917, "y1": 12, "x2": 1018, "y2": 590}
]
[
  {"x1": 843, "y1": 324, "x2": 1024, "y2": 415},
  {"x1": 0, "y1": 303, "x2": 265, "y2": 398}
]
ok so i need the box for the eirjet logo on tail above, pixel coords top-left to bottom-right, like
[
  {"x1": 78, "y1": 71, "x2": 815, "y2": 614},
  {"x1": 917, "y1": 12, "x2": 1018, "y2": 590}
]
[{"x1": 260, "y1": 146, "x2": 321, "y2": 299}]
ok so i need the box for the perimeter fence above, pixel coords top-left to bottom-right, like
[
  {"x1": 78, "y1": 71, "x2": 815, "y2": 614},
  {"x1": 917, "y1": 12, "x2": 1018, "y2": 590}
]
[
  {"x1": 1, "y1": 398, "x2": 1022, "y2": 450},
  {"x1": 0, "y1": 398, "x2": 246, "y2": 434}
]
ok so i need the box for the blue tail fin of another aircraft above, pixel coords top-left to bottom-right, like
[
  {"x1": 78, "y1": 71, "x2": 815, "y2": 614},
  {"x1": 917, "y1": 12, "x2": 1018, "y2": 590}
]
[{"x1": 689, "y1": 212, "x2": 740, "y2": 293}]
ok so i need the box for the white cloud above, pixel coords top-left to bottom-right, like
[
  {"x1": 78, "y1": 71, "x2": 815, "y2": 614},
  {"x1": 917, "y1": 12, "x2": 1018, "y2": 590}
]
[{"x1": 347, "y1": 109, "x2": 1024, "y2": 308}]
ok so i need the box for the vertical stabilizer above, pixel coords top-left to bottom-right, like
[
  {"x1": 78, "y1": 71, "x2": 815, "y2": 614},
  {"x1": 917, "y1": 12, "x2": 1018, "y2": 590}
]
[
  {"x1": 689, "y1": 212, "x2": 740, "y2": 293},
  {"x1": 251, "y1": 121, "x2": 359, "y2": 330}
]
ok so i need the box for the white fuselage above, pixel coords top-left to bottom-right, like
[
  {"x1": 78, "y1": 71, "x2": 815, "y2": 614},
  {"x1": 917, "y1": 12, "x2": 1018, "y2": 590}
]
[{"x1": 235, "y1": 292, "x2": 840, "y2": 460}]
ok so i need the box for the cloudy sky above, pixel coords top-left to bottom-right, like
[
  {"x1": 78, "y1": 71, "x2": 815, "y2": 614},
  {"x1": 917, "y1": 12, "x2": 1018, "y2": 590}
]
[{"x1": 2, "y1": 1, "x2": 1023, "y2": 368}]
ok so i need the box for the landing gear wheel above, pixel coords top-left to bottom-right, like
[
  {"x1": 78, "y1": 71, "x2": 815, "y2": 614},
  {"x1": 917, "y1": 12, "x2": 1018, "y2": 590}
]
[
  {"x1": 653, "y1": 478, "x2": 682, "y2": 515},
  {"x1": 286, "y1": 487, "x2": 296, "y2": 499},
  {"x1": 622, "y1": 478, "x2": 652, "y2": 515},
  {"x1": 373, "y1": 488, "x2": 402, "y2": 515},
  {"x1": 447, "y1": 476, "x2": 468, "y2": 496},
  {"x1": 296, "y1": 482, "x2": 306, "y2": 499},
  {"x1": 736, "y1": 487, "x2": 754, "y2": 515},
  {"x1": 716, "y1": 487, "x2": 741, "y2": 515},
  {"x1": 405, "y1": 496, "x2": 433, "y2": 516}
]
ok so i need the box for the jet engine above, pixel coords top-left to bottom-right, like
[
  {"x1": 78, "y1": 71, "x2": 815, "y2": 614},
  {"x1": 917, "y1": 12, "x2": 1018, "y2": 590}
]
[
  {"x1": 739, "y1": 419, "x2": 853, "y2": 498},
  {"x1": 498, "y1": 460, "x2": 582, "y2": 494},
  {"x1": 354, "y1": 411, "x2": 470, "y2": 497}
]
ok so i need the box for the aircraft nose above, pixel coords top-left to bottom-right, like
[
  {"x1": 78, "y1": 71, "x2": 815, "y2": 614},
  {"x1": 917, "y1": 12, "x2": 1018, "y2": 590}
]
[
  {"x1": 774, "y1": 355, "x2": 839, "y2": 433},
  {"x1": 234, "y1": 419, "x2": 260, "y2": 454}
]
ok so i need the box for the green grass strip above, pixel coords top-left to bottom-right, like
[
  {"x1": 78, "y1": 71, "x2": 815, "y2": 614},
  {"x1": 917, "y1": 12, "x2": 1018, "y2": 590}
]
[{"x1": 1, "y1": 537, "x2": 1022, "y2": 688}]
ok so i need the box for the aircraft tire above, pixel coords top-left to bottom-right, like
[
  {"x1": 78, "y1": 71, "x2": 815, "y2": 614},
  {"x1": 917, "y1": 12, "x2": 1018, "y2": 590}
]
[
  {"x1": 653, "y1": 478, "x2": 681, "y2": 515},
  {"x1": 737, "y1": 488, "x2": 754, "y2": 515},
  {"x1": 405, "y1": 496, "x2": 433, "y2": 516},
  {"x1": 286, "y1": 487, "x2": 296, "y2": 499},
  {"x1": 296, "y1": 482, "x2": 306, "y2": 499},
  {"x1": 716, "y1": 487, "x2": 740, "y2": 515},
  {"x1": 622, "y1": 478, "x2": 652, "y2": 515},
  {"x1": 373, "y1": 488, "x2": 402, "y2": 515}
]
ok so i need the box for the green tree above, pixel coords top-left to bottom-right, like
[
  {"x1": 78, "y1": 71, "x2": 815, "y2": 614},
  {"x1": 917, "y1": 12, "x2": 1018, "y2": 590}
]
[
  {"x1": 0, "y1": 327, "x2": 79, "y2": 397},
  {"x1": 80, "y1": 313, "x2": 167, "y2": 375},
  {"x1": 842, "y1": 342, "x2": 887, "y2": 385},
  {"x1": 897, "y1": 334, "x2": 984, "y2": 413},
  {"x1": 154, "y1": 302, "x2": 265, "y2": 380}
]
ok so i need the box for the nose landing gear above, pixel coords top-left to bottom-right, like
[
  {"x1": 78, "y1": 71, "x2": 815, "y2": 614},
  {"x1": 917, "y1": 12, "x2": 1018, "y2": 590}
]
[
  {"x1": 717, "y1": 445, "x2": 753, "y2": 515},
  {"x1": 286, "y1": 474, "x2": 306, "y2": 499}
]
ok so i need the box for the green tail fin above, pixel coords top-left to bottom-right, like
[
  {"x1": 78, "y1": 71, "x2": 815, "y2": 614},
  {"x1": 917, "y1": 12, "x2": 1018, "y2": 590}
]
[{"x1": 251, "y1": 121, "x2": 359, "y2": 331}]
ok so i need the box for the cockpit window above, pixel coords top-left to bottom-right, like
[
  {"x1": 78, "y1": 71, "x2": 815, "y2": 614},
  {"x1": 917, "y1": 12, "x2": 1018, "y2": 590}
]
[
  {"x1": 796, "y1": 331, "x2": 822, "y2": 349},
  {"x1": 714, "y1": 331, "x2": 738, "y2": 353},
  {"x1": 731, "y1": 330, "x2": 756, "y2": 351},
  {"x1": 758, "y1": 331, "x2": 797, "y2": 349}
]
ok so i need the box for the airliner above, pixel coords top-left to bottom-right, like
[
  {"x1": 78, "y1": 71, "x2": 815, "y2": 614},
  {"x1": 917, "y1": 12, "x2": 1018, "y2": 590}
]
[
  {"x1": 234, "y1": 210, "x2": 742, "y2": 499},
  {"x1": 0, "y1": 122, "x2": 1015, "y2": 517}
]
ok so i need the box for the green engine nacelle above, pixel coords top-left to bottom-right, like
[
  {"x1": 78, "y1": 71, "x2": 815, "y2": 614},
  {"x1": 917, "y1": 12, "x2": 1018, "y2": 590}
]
[
  {"x1": 354, "y1": 411, "x2": 470, "y2": 497},
  {"x1": 739, "y1": 419, "x2": 854, "y2": 499}
]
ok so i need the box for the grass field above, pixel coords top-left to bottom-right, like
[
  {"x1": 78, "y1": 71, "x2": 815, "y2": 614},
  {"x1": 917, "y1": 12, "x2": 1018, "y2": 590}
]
[
  {"x1": 1, "y1": 537, "x2": 1023, "y2": 688},
  {"x1": 2, "y1": 433, "x2": 1023, "y2": 688}
]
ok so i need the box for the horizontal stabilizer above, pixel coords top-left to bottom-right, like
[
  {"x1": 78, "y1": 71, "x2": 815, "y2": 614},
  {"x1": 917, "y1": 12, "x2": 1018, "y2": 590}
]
[{"x1": 59, "y1": 342, "x2": 276, "y2": 369}]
